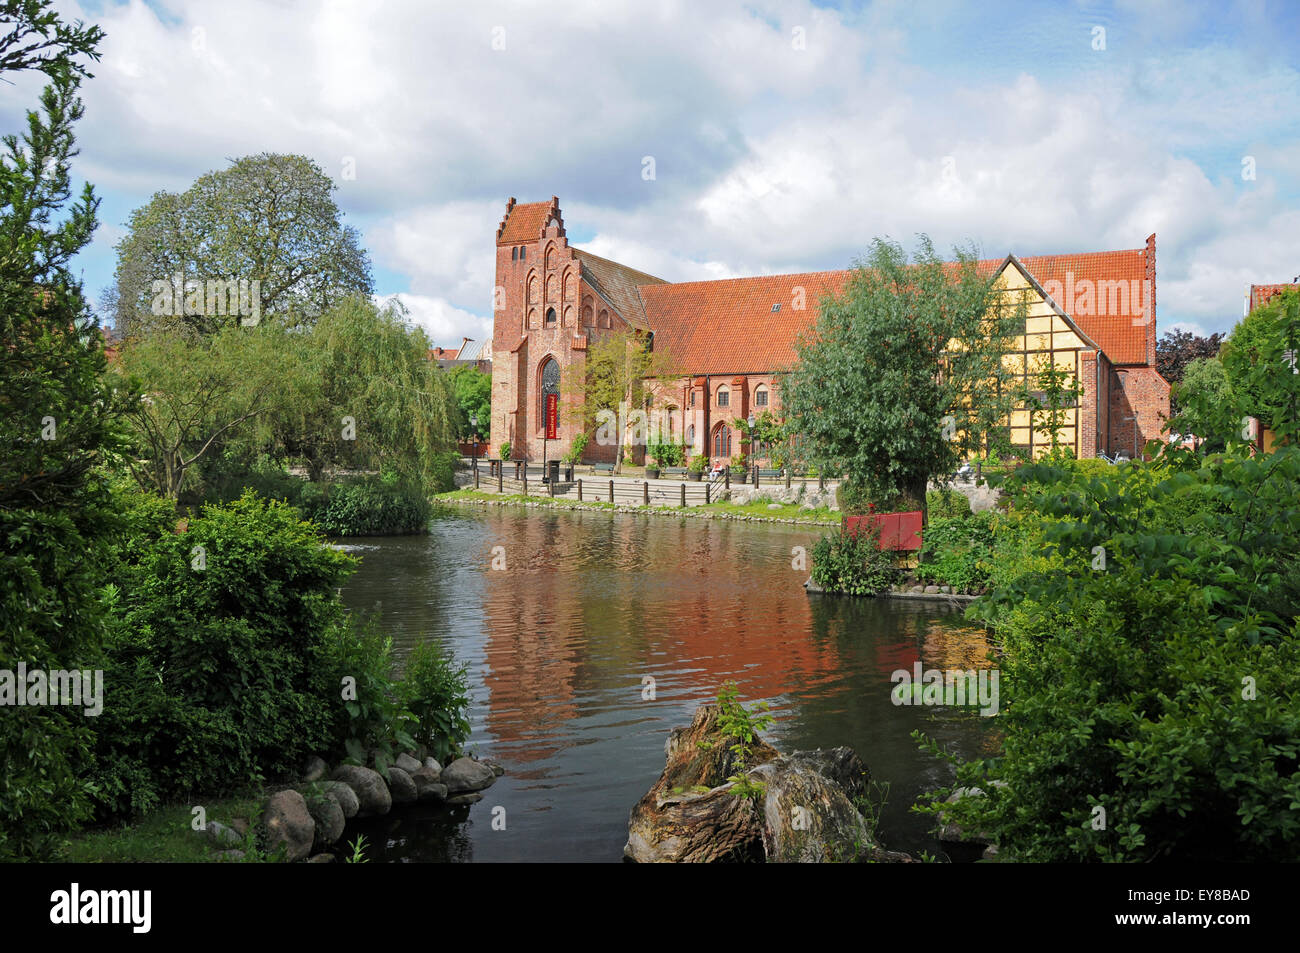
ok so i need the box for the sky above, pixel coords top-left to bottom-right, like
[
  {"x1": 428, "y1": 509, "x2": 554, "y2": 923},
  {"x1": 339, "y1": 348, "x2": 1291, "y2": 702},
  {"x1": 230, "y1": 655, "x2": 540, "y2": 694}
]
[{"x1": 5, "y1": 0, "x2": 1298, "y2": 346}]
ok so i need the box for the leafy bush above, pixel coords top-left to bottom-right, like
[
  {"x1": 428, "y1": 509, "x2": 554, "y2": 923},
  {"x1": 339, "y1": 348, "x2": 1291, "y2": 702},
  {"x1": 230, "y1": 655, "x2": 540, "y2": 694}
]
[
  {"x1": 92, "y1": 490, "x2": 357, "y2": 812},
  {"x1": 499, "y1": 441, "x2": 511, "y2": 461},
  {"x1": 810, "y1": 522, "x2": 897, "y2": 595},
  {"x1": 916, "y1": 511, "x2": 997, "y2": 592},
  {"x1": 688, "y1": 454, "x2": 708, "y2": 473},
  {"x1": 399, "y1": 640, "x2": 472, "y2": 765},
  {"x1": 648, "y1": 441, "x2": 685, "y2": 467},
  {"x1": 562, "y1": 433, "x2": 589, "y2": 465},
  {"x1": 302, "y1": 474, "x2": 431, "y2": 536},
  {"x1": 327, "y1": 615, "x2": 415, "y2": 777},
  {"x1": 920, "y1": 446, "x2": 1300, "y2": 861},
  {"x1": 926, "y1": 489, "x2": 971, "y2": 520}
]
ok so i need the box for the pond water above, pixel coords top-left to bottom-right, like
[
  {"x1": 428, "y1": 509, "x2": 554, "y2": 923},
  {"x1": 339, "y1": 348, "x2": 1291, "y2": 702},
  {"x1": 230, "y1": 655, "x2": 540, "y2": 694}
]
[{"x1": 338, "y1": 505, "x2": 998, "y2": 862}]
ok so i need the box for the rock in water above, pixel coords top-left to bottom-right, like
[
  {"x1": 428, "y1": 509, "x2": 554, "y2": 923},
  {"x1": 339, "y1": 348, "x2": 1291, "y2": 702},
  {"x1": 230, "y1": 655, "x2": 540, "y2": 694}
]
[
  {"x1": 261, "y1": 790, "x2": 315, "y2": 863},
  {"x1": 387, "y1": 766, "x2": 418, "y2": 805},
  {"x1": 394, "y1": 752, "x2": 422, "y2": 775},
  {"x1": 306, "y1": 792, "x2": 346, "y2": 847},
  {"x1": 329, "y1": 765, "x2": 392, "y2": 817},
  {"x1": 320, "y1": 780, "x2": 360, "y2": 819},
  {"x1": 441, "y1": 758, "x2": 497, "y2": 795}
]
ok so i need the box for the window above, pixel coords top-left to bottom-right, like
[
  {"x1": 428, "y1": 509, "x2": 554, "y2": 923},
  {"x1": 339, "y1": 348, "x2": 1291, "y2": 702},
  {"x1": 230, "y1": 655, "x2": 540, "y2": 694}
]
[
  {"x1": 689, "y1": 390, "x2": 696, "y2": 407},
  {"x1": 520, "y1": 247, "x2": 526, "y2": 261},
  {"x1": 717, "y1": 386, "x2": 729, "y2": 408},
  {"x1": 687, "y1": 424, "x2": 695, "y2": 444},
  {"x1": 771, "y1": 303, "x2": 781, "y2": 312},
  {"x1": 712, "y1": 424, "x2": 730, "y2": 458},
  {"x1": 511, "y1": 247, "x2": 517, "y2": 261},
  {"x1": 540, "y1": 357, "x2": 560, "y2": 423},
  {"x1": 545, "y1": 307, "x2": 556, "y2": 327},
  {"x1": 755, "y1": 386, "x2": 768, "y2": 407}
]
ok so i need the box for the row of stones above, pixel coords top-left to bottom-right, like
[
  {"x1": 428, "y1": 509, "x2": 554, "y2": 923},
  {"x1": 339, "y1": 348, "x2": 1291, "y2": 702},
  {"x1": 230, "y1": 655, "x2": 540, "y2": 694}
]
[
  {"x1": 203, "y1": 752, "x2": 503, "y2": 863},
  {"x1": 444, "y1": 496, "x2": 838, "y2": 527}
]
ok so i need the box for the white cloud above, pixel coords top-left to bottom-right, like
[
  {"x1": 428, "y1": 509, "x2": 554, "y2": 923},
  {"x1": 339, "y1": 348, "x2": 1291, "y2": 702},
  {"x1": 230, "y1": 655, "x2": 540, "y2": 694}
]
[{"x1": 376, "y1": 293, "x2": 492, "y2": 349}]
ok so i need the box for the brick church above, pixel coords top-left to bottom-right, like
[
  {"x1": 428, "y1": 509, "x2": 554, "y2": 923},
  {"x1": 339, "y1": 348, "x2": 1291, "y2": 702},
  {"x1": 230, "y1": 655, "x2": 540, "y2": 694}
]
[{"x1": 488, "y1": 196, "x2": 1170, "y2": 466}]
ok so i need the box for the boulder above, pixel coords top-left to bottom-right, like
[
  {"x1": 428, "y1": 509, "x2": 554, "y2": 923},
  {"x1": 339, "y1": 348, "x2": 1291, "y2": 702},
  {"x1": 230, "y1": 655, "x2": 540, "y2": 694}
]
[
  {"x1": 306, "y1": 792, "x2": 346, "y2": 846},
  {"x1": 445, "y1": 792, "x2": 484, "y2": 806},
  {"x1": 330, "y1": 765, "x2": 391, "y2": 817},
  {"x1": 937, "y1": 786, "x2": 994, "y2": 847},
  {"x1": 423, "y1": 757, "x2": 443, "y2": 775},
  {"x1": 260, "y1": 790, "x2": 315, "y2": 863},
  {"x1": 441, "y1": 757, "x2": 498, "y2": 795},
  {"x1": 411, "y1": 766, "x2": 447, "y2": 802},
  {"x1": 321, "y1": 780, "x2": 360, "y2": 819},
  {"x1": 205, "y1": 821, "x2": 242, "y2": 848},
  {"x1": 307, "y1": 853, "x2": 335, "y2": 864},
  {"x1": 480, "y1": 758, "x2": 506, "y2": 777},
  {"x1": 394, "y1": 752, "x2": 422, "y2": 775},
  {"x1": 386, "y1": 766, "x2": 418, "y2": 805},
  {"x1": 302, "y1": 755, "x2": 327, "y2": 783}
]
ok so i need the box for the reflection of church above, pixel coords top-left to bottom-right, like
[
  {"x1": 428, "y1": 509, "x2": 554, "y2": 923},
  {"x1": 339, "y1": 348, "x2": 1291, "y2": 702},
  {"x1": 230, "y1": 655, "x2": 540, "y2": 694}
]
[{"x1": 489, "y1": 196, "x2": 1169, "y2": 465}]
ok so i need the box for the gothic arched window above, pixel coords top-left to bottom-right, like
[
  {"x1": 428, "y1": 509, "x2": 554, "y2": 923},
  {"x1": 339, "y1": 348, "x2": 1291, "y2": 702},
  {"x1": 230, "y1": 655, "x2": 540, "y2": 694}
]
[
  {"x1": 712, "y1": 423, "x2": 730, "y2": 458},
  {"x1": 540, "y1": 357, "x2": 560, "y2": 424},
  {"x1": 545, "y1": 307, "x2": 556, "y2": 327}
]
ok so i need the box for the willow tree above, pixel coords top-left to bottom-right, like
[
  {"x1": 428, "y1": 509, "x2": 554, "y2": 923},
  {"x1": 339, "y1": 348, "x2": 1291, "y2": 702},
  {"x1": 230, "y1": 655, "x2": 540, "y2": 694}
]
[{"x1": 781, "y1": 236, "x2": 1025, "y2": 519}]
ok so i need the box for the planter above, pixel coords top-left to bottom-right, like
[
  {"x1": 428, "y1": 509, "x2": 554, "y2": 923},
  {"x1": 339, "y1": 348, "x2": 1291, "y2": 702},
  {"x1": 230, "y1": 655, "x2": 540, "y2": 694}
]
[
  {"x1": 645, "y1": 468, "x2": 660, "y2": 480},
  {"x1": 688, "y1": 471, "x2": 703, "y2": 482}
]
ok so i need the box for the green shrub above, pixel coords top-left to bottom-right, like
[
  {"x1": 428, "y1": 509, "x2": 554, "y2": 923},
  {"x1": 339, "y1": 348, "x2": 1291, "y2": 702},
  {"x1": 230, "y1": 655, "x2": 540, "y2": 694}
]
[
  {"x1": 648, "y1": 441, "x2": 685, "y2": 467},
  {"x1": 810, "y1": 522, "x2": 897, "y2": 595},
  {"x1": 921, "y1": 445, "x2": 1300, "y2": 861},
  {"x1": 326, "y1": 615, "x2": 415, "y2": 777},
  {"x1": 563, "y1": 433, "x2": 589, "y2": 465},
  {"x1": 926, "y1": 489, "x2": 971, "y2": 520},
  {"x1": 306, "y1": 475, "x2": 431, "y2": 536},
  {"x1": 916, "y1": 511, "x2": 997, "y2": 591},
  {"x1": 499, "y1": 441, "x2": 511, "y2": 461},
  {"x1": 92, "y1": 490, "x2": 358, "y2": 812},
  {"x1": 688, "y1": 454, "x2": 708, "y2": 473},
  {"x1": 399, "y1": 640, "x2": 472, "y2": 765}
]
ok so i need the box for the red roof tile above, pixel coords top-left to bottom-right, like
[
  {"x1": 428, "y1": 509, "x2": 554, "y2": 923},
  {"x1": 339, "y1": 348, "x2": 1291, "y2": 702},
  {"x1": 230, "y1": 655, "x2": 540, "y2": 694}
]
[
  {"x1": 574, "y1": 248, "x2": 667, "y2": 330},
  {"x1": 496, "y1": 198, "x2": 556, "y2": 245},
  {"x1": 634, "y1": 248, "x2": 1154, "y2": 373},
  {"x1": 1250, "y1": 283, "x2": 1298, "y2": 312}
]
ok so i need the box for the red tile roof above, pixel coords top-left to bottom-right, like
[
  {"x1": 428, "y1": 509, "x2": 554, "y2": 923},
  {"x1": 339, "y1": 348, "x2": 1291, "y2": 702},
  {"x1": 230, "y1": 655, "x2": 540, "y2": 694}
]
[
  {"x1": 574, "y1": 248, "x2": 667, "y2": 330},
  {"x1": 496, "y1": 197, "x2": 556, "y2": 245},
  {"x1": 638, "y1": 270, "x2": 850, "y2": 374},
  {"x1": 633, "y1": 247, "x2": 1154, "y2": 374},
  {"x1": 1250, "y1": 283, "x2": 1298, "y2": 312}
]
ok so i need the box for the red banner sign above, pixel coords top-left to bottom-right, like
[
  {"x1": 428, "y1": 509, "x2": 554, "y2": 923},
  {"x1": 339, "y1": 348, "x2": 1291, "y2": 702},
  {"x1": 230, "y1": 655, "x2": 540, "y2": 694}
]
[{"x1": 545, "y1": 393, "x2": 559, "y2": 440}]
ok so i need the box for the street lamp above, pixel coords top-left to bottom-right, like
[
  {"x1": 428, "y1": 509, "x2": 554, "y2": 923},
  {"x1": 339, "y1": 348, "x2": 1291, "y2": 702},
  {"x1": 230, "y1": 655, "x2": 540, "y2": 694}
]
[
  {"x1": 748, "y1": 413, "x2": 757, "y2": 486},
  {"x1": 470, "y1": 414, "x2": 479, "y2": 471}
]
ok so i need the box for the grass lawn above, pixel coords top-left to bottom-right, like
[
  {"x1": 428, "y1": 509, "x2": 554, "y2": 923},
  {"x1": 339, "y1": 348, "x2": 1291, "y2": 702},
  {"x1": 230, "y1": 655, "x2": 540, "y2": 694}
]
[
  {"x1": 61, "y1": 796, "x2": 266, "y2": 863},
  {"x1": 433, "y1": 488, "x2": 840, "y2": 523}
]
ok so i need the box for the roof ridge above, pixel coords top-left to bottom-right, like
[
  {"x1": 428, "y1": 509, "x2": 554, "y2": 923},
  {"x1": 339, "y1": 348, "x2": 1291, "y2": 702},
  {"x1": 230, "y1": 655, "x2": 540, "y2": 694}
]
[{"x1": 573, "y1": 247, "x2": 668, "y2": 285}]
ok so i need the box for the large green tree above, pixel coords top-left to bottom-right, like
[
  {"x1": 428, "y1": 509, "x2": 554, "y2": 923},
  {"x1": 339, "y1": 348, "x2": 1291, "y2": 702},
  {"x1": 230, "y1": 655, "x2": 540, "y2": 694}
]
[
  {"x1": 583, "y1": 329, "x2": 680, "y2": 471},
  {"x1": 781, "y1": 237, "x2": 1025, "y2": 518},
  {"x1": 0, "y1": 2, "x2": 124, "y2": 860},
  {"x1": 109, "y1": 153, "x2": 373, "y2": 335},
  {"x1": 1220, "y1": 289, "x2": 1300, "y2": 436},
  {"x1": 447, "y1": 363, "x2": 491, "y2": 440}
]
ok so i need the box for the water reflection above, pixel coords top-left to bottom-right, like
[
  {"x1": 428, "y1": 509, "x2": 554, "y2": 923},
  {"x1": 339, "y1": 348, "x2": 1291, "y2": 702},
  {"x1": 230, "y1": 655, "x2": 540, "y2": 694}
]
[{"x1": 340, "y1": 506, "x2": 996, "y2": 862}]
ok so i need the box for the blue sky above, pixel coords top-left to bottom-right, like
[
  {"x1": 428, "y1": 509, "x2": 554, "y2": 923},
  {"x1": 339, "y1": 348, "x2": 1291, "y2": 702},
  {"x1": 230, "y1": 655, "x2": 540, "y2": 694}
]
[{"x1": 5, "y1": 0, "x2": 1297, "y2": 344}]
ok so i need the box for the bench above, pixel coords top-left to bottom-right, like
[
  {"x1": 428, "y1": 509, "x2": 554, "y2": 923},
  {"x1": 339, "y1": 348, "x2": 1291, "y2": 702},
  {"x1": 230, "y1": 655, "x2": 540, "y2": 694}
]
[
  {"x1": 662, "y1": 467, "x2": 687, "y2": 478},
  {"x1": 757, "y1": 468, "x2": 782, "y2": 479},
  {"x1": 591, "y1": 462, "x2": 615, "y2": 475}
]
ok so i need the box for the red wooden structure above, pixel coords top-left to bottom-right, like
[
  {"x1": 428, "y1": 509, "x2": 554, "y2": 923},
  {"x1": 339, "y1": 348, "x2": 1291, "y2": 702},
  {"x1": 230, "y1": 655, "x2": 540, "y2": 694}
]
[{"x1": 843, "y1": 510, "x2": 924, "y2": 552}]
